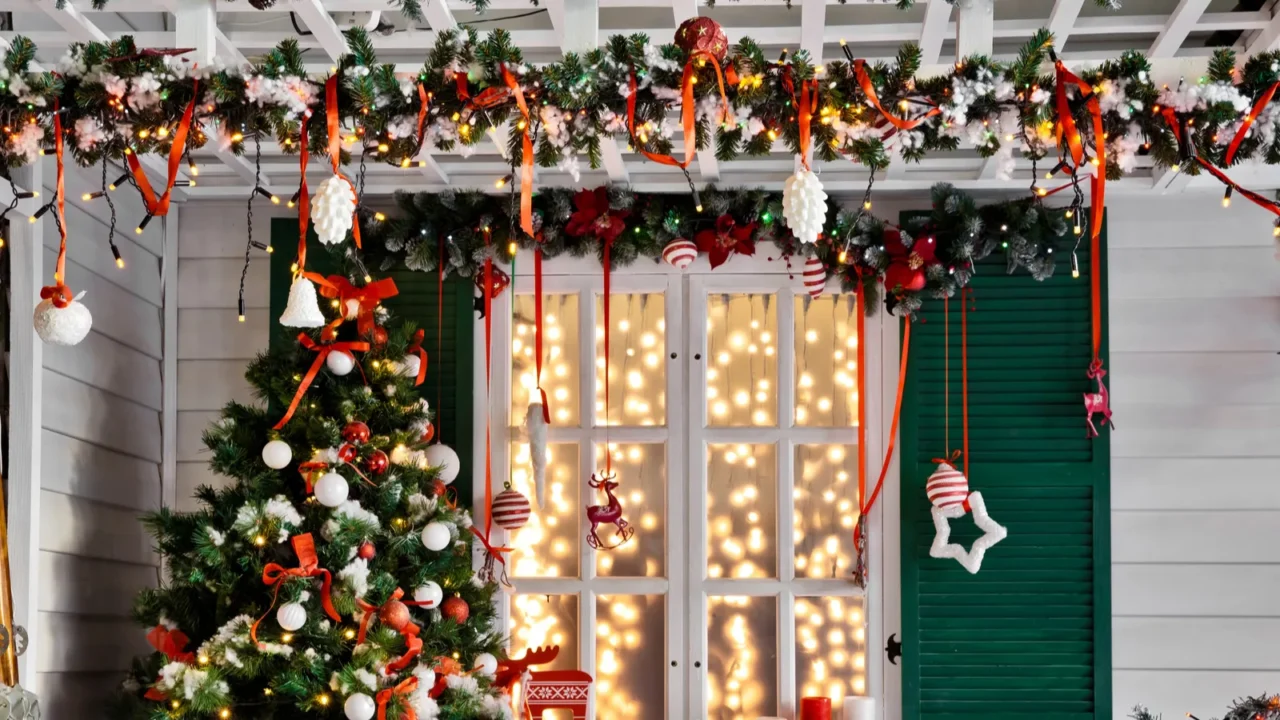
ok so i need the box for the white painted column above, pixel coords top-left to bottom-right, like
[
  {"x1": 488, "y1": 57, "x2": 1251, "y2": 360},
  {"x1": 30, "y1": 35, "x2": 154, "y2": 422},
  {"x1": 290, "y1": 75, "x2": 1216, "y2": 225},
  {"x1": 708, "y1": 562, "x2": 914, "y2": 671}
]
[{"x1": 954, "y1": 0, "x2": 994, "y2": 59}]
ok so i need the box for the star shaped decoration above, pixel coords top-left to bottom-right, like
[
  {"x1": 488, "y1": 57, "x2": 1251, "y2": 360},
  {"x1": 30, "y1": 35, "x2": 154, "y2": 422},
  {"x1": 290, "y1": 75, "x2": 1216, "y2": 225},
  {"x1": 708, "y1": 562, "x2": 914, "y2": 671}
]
[{"x1": 929, "y1": 491, "x2": 1007, "y2": 574}]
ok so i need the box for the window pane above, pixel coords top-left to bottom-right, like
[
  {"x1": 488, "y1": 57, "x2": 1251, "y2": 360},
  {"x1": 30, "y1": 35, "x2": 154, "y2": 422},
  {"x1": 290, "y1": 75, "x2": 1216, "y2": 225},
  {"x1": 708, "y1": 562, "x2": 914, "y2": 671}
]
[
  {"x1": 510, "y1": 593, "x2": 580, "y2": 670},
  {"x1": 707, "y1": 293, "x2": 778, "y2": 427},
  {"x1": 794, "y1": 294, "x2": 859, "y2": 427},
  {"x1": 795, "y1": 596, "x2": 867, "y2": 703},
  {"x1": 509, "y1": 442, "x2": 580, "y2": 579},
  {"x1": 512, "y1": 293, "x2": 580, "y2": 427},
  {"x1": 707, "y1": 595, "x2": 778, "y2": 718},
  {"x1": 707, "y1": 443, "x2": 778, "y2": 580},
  {"x1": 595, "y1": 293, "x2": 666, "y2": 426},
  {"x1": 593, "y1": 443, "x2": 665, "y2": 578},
  {"x1": 794, "y1": 444, "x2": 859, "y2": 579},
  {"x1": 596, "y1": 594, "x2": 666, "y2": 719}
]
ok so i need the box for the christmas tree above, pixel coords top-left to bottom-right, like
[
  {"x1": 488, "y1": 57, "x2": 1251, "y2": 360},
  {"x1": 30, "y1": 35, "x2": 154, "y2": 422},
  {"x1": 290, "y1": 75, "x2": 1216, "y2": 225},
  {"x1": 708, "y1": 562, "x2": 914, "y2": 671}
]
[{"x1": 110, "y1": 298, "x2": 511, "y2": 720}]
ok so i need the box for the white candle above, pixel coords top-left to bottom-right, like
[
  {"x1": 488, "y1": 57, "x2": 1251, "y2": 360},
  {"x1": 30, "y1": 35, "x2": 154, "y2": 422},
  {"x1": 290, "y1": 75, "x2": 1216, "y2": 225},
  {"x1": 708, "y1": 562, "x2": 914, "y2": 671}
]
[{"x1": 843, "y1": 697, "x2": 875, "y2": 720}]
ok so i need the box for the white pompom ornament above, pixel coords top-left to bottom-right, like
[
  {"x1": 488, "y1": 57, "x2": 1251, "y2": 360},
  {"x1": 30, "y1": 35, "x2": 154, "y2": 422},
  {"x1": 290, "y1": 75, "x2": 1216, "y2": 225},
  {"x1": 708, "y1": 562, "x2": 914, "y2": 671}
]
[
  {"x1": 34, "y1": 290, "x2": 92, "y2": 346},
  {"x1": 423, "y1": 444, "x2": 460, "y2": 484},
  {"x1": 311, "y1": 174, "x2": 357, "y2": 246},
  {"x1": 421, "y1": 521, "x2": 451, "y2": 551},
  {"x1": 314, "y1": 471, "x2": 350, "y2": 507},
  {"x1": 344, "y1": 693, "x2": 376, "y2": 720},
  {"x1": 800, "y1": 256, "x2": 826, "y2": 298},
  {"x1": 261, "y1": 440, "x2": 293, "y2": 469},
  {"x1": 782, "y1": 168, "x2": 828, "y2": 245},
  {"x1": 473, "y1": 652, "x2": 498, "y2": 676},
  {"x1": 413, "y1": 580, "x2": 443, "y2": 608},
  {"x1": 280, "y1": 276, "x2": 326, "y2": 328},
  {"x1": 326, "y1": 349, "x2": 357, "y2": 376},
  {"x1": 276, "y1": 601, "x2": 306, "y2": 631}
]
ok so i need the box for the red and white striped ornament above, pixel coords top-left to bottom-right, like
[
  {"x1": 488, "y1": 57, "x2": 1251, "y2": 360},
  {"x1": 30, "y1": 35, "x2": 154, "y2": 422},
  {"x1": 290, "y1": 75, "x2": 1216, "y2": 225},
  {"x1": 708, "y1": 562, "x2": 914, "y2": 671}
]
[
  {"x1": 492, "y1": 487, "x2": 532, "y2": 530},
  {"x1": 801, "y1": 256, "x2": 826, "y2": 297},
  {"x1": 662, "y1": 238, "x2": 697, "y2": 270},
  {"x1": 925, "y1": 462, "x2": 970, "y2": 509}
]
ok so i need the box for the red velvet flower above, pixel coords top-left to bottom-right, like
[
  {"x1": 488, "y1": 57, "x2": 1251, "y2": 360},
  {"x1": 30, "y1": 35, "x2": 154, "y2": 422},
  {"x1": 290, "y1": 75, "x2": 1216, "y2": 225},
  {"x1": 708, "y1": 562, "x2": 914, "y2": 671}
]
[
  {"x1": 566, "y1": 187, "x2": 628, "y2": 243},
  {"x1": 882, "y1": 228, "x2": 933, "y2": 292},
  {"x1": 695, "y1": 214, "x2": 757, "y2": 269}
]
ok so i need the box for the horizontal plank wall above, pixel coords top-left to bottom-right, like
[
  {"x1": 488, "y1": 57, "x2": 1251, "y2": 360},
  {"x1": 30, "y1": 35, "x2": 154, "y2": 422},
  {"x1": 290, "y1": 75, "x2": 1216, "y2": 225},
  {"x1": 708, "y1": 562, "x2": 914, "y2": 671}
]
[
  {"x1": 1108, "y1": 194, "x2": 1280, "y2": 718},
  {"x1": 35, "y1": 163, "x2": 163, "y2": 717}
]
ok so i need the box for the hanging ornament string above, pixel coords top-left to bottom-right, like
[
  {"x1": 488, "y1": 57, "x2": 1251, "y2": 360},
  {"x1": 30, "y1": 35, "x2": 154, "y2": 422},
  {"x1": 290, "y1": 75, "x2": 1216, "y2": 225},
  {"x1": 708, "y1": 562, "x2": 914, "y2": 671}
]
[
  {"x1": 782, "y1": 73, "x2": 820, "y2": 170},
  {"x1": 500, "y1": 64, "x2": 535, "y2": 238},
  {"x1": 39, "y1": 101, "x2": 72, "y2": 308},
  {"x1": 436, "y1": 233, "x2": 446, "y2": 438},
  {"x1": 533, "y1": 233, "x2": 551, "y2": 422},
  {"x1": 602, "y1": 235, "x2": 613, "y2": 475},
  {"x1": 325, "y1": 75, "x2": 361, "y2": 248},
  {"x1": 853, "y1": 316, "x2": 911, "y2": 556},
  {"x1": 273, "y1": 334, "x2": 371, "y2": 429},
  {"x1": 249, "y1": 533, "x2": 340, "y2": 642},
  {"x1": 125, "y1": 75, "x2": 198, "y2": 228},
  {"x1": 962, "y1": 290, "x2": 971, "y2": 476}
]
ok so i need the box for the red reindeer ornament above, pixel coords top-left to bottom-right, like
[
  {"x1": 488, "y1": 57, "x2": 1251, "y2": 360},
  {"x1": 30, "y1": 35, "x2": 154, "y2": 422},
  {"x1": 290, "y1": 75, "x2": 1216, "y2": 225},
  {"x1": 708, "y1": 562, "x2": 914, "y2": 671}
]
[
  {"x1": 495, "y1": 646, "x2": 593, "y2": 720},
  {"x1": 1083, "y1": 360, "x2": 1114, "y2": 438},
  {"x1": 585, "y1": 471, "x2": 634, "y2": 550}
]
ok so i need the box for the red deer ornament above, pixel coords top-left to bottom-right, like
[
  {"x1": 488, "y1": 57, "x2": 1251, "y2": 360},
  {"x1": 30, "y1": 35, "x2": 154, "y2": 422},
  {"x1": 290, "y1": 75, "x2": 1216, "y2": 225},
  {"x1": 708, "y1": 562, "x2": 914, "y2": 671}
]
[
  {"x1": 1083, "y1": 359, "x2": 1114, "y2": 438},
  {"x1": 585, "y1": 470, "x2": 634, "y2": 550},
  {"x1": 495, "y1": 646, "x2": 594, "y2": 720}
]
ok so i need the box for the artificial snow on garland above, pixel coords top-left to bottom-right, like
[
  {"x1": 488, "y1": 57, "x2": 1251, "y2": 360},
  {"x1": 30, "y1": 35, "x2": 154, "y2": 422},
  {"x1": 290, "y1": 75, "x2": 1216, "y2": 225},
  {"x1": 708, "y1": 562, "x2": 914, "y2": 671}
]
[
  {"x1": 311, "y1": 174, "x2": 357, "y2": 246},
  {"x1": 33, "y1": 289, "x2": 92, "y2": 346},
  {"x1": 782, "y1": 169, "x2": 827, "y2": 245}
]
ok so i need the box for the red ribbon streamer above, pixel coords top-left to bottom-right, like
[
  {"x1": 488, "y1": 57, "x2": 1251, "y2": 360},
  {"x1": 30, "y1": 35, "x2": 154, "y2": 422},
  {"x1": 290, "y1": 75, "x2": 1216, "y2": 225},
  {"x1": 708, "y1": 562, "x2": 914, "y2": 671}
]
[
  {"x1": 1227, "y1": 80, "x2": 1280, "y2": 164},
  {"x1": 500, "y1": 64, "x2": 535, "y2": 238},
  {"x1": 854, "y1": 317, "x2": 911, "y2": 555},
  {"x1": 1163, "y1": 106, "x2": 1280, "y2": 220},
  {"x1": 39, "y1": 101, "x2": 73, "y2": 308},
  {"x1": 273, "y1": 334, "x2": 371, "y2": 429},
  {"x1": 318, "y1": 274, "x2": 399, "y2": 338},
  {"x1": 533, "y1": 238, "x2": 551, "y2": 422},
  {"x1": 376, "y1": 676, "x2": 420, "y2": 720},
  {"x1": 415, "y1": 83, "x2": 432, "y2": 157},
  {"x1": 602, "y1": 237, "x2": 613, "y2": 474},
  {"x1": 852, "y1": 59, "x2": 940, "y2": 132},
  {"x1": 626, "y1": 52, "x2": 729, "y2": 170},
  {"x1": 406, "y1": 328, "x2": 429, "y2": 386},
  {"x1": 325, "y1": 75, "x2": 362, "y2": 249},
  {"x1": 479, "y1": 229, "x2": 512, "y2": 580},
  {"x1": 782, "y1": 73, "x2": 820, "y2": 170},
  {"x1": 250, "y1": 533, "x2": 340, "y2": 642},
  {"x1": 143, "y1": 624, "x2": 196, "y2": 700},
  {"x1": 125, "y1": 77, "x2": 198, "y2": 218}
]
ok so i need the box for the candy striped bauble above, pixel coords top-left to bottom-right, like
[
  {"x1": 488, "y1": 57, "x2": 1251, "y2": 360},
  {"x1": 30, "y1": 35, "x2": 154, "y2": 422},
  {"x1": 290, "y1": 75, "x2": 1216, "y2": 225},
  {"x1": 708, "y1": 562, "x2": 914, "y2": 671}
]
[
  {"x1": 801, "y1": 256, "x2": 826, "y2": 297},
  {"x1": 492, "y1": 487, "x2": 532, "y2": 530},
  {"x1": 925, "y1": 462, "x2": 970, "y2": 509},
  {"x1": 662, "y1": 238, "x2": 697, "y2": 269}
]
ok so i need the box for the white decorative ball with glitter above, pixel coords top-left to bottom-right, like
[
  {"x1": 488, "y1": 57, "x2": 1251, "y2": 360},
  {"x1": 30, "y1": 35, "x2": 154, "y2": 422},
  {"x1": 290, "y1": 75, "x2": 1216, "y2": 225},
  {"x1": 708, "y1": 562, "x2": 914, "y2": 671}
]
[
  {"x1": 276, "y1": 601, "x2": 306, "y2": 631},
  {"x1": 314, "y1": 472, "x2": 350, "y2": 507},
  {"x1": 343, "y1": 693, "x2": 376, "y2": 720},
  {"x1": 261, "y1": 440, "x2": 293, "y2": 469},
  {"x1": 326, "y1": 348, "x2": 357, "y2": 376},
  {"x1": 473, "y1": 652, "x2": 498, "y2": 676},
  {"x1": 421, "y1": 521, "x2": 451, "y2": 551},
  {"x1": 33, "y1": 289, "x2": 92, "y2": 346},
  {"x1": 782, "y1": 169, "x2": 828, "y2": 245},
  {"x1": 413, "y1": 580, "x2": 443, "y2": 608},
  {"x1": 423, "y1": 444, "x2": 460, "y2": 484},
  {"x1": 311, "y1": 174, "x2": 357, "y2": 246}
]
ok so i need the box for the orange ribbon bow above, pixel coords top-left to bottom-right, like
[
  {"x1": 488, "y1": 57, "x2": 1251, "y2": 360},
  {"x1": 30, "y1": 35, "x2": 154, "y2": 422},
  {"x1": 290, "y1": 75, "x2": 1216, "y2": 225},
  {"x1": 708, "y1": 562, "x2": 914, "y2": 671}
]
[
  {"x1": 852, "y1": 59, "x2": 940, "y2": 132},
  {"x1": 376, "y1": 676, "x2": 419, "y2": 720},
  {"x1": 126, "y1": 76, "x2": 199, "y2": 220},
  {"x1": 355, "y1": 588, "x2": 424, "y2": 673},
  {"x1": 324, "y1": 75, "x2": 362, "y2": 249},
  {"x1": 41, "y1": 101, "x2": 73, "y2": 309},
  {"x1": 319, "y1": 275, "x2": 399, "y2": 338},
  {"x1": 250, "y1": 533, "x2": 340, "y2": 643},
  {"x1": 273, "y1": 334, "x2": 371, "y2": 429},
  {"x1": 142, "y1": 624, "x2": 197, "y2": 700}
]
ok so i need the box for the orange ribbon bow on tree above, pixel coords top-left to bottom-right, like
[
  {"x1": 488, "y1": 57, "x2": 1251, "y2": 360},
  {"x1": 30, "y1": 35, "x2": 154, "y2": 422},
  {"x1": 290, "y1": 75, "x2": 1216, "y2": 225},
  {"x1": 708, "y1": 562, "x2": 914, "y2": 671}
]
[
  {"x1": 142, "y1": 625, "x2": 197, "y2": 700},
  {"x1": 319, "y1": 275, "x2": 399, "y2": 338},
  {"x1": 272, "y1": 333, "x2": 370, "y2": 429},
  {"x1": 406, "y1": 329, "x2": 429, "y2": 386},
  {"x1": 376, "y1": 676, "x2": 420, "y2": 720},
  {"x1": 355, "y1": 588, "x2": 423, "y2": 673},
  {"x1": 250, "y1": 533, "x2": 341, "y2": 642}
]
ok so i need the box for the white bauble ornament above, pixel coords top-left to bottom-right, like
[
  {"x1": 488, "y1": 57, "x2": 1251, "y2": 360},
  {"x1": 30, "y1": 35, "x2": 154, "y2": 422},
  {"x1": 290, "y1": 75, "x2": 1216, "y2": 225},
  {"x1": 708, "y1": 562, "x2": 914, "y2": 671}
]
[
  {"x1": 33, "y1": 289, "x2": 92, "y2": 346},
  {"x1": 280, "y1": 276, "x2": 326, "y2": 328},
  {"x1": 781, "y1": 168, "x2": 828, "y2": 245},
  {"x1": 326, "y1": 349, "x2": 357, "y2": 376},
  {"x1": 344, "y1": 692, "x2": 376, "y2": 720},
  {"x1": 276, "y1": 602, "x2": 306, "y2": 631},
  {"x1": 421, "y1": 521, "x2": 451, "y2": 551},
  {"x1": 525, "y1": 402, "x2": 548, "y2": 508},
  {"x1": 473, "y1": 652, "x2": 498, "y2": 676},
  {"x1": 344, "y1": 298, "x2": 362, "y2": 321},
  {"x1": 261, "y1": 440, "x2": 293, "y2": 469},
  {"x1": 423, "y1": 444, "x2": 460, "y2": 484},
  {"x1": 311, "y1": 174, "x2": 357, "y2": 246},
  {"x1": 399, "y1": 354, "x2": 421, "y2": 379},
  {"x1": 314, "y1": 472, "x2": 350, "y2": 507},
  {"x1": 413, "y1": 580, "x2": 443, "y2": 608}
]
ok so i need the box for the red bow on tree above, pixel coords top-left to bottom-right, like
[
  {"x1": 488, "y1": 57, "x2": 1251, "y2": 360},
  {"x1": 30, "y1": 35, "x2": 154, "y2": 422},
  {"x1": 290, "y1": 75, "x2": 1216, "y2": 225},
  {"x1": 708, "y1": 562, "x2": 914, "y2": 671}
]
[
  {"x1": 319, "y1": 275, "x2": 399, "y2": 338},
  {"x1": 143, "y1": 625, "x2": 196, "y2": 700},
  {"x1": 695, "y1": 214, "x2": 757, "y2": 269},
  {"x1": 565, "y1": 187, "x2": 628, "y2": 242},
  {"x1": 882, "y1": 228, "x2": 936, "y2": 293}
]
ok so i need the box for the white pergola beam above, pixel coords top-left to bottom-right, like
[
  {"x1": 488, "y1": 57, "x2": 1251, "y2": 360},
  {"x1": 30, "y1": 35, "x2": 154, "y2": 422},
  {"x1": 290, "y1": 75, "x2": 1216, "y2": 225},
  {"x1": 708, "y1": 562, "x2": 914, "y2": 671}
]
[
  {"x1": 800, "y1": 0, "x2": 826, "y2": 64},
  {"x1": 290, "y1": 0, "x2": 350, "y2": 61},
  {"x1": 955, "y1": 0, "x2": 994, "y2": 59},
  {"x1": 422, "y1": 0, "x2": 458, "y2": 31},
  {"x1": 547, "y1": 0, "x2": 629, "y2": 184},
  {"x1": 1246, "y1": 6, "x2": 1280, "y2": 56},
  {"x1": 918, "y1": 0, "x2": 952, "y2": 66},
  {"x1": 1149, "y1": 0, "x2": 1213, "y2": 58},
  {"x1": 36, "y1": 0, "x2": 108, "y2": 43},
  {"x1": 1047, "y1": 0, "x2": 1086, "y2": 50}
]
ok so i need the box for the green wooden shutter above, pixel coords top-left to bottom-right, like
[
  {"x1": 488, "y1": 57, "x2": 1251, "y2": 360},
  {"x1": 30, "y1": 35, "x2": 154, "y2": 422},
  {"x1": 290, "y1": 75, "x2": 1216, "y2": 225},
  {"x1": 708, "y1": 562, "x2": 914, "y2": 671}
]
[
  {"x1": 899, "y1": 220, "x2": 1111, "y2": 720},
  {"x1": 269, "y1": 218, "x2": 476, "y2": 502}
]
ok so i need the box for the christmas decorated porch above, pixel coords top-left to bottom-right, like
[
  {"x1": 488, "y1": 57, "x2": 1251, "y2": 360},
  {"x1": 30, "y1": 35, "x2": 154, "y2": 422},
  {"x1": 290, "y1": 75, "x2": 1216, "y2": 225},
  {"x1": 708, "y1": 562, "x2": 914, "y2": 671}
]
[{"x1": 0, "y1": 1, "x2": 1276, "y2": 720}]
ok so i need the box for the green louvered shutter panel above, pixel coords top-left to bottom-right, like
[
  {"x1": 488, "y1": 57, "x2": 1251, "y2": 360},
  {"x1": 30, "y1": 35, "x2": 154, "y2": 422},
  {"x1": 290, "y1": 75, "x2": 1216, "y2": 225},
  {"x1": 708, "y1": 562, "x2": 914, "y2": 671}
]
[
  {"x1": 899, "y1": 218, "x2": 1111, "y2": 720},
  {"x1": 269, "y1": 218, "x2": 476, "y2": 502}
]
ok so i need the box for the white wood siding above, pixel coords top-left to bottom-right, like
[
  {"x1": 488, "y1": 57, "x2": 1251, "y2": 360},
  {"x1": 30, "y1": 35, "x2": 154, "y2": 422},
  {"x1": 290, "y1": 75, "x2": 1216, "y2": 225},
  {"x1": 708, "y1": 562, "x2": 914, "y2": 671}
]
[{"x1": 1108, "y1": 194, "x2": 1280, "y2": 719}]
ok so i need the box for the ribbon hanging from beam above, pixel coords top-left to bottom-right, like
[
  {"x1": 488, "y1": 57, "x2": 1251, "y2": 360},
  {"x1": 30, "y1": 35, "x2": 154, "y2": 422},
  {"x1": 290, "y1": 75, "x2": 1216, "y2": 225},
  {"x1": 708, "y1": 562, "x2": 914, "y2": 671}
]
[
  {"x1": 476, "y1": 228, "x2": 513, "y2": 589},
  {"x1": 39, "y1": 101, "x2": 74, "y2": 309},
  {"x1": 853, "y1": 316, "x2": 911, "y2": 557},
  {"x1": 851, "y1": 59, "x2": 940, "y2": 132},
  {"x1": 324, "y1": 75, "x2": 362, "y2": 248},
  {"x1": 501, "y1": 64, "x2": 535, "y2": 238},
  {"x1": 125, "y1": 76, "x2": 198, "y2": 222}
]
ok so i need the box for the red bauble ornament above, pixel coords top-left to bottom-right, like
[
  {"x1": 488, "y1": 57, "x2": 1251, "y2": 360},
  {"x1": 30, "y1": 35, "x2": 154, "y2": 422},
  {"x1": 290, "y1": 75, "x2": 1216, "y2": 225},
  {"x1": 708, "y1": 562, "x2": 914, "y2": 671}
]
[
  {"x1": 370, "y1": 326, "x2": 389, "y2": 346},
  {"x1": 358, "y1": 541, "x2": 376, "y2": 560},
  {"x1": 432, "y1": 479, "x2": 447, "y2": 497},
  {"x1": 440, "y1": 596, "x2": 470, "y2": 624},
  {"x1": 675, "y1": 17, "x2": 729, "y2": 63},
  {"x1": 379, "y1": 599, "x2": 412, "y2": 632},
  {"x1": 337, "y1": 443, "x2": 359, "y2": 464},
  {"x1": 365, "y1": 449, "x2": 390, "y2": 475},
  {"x1": 421, "y1": 422, "x2": 436, "y2": 444},
  {"x1": 342, "y1": 421, "x2": 371, "y2": 445},
  {"x1": 492, "y1": 487, "x2": 532, "y2": 531}
]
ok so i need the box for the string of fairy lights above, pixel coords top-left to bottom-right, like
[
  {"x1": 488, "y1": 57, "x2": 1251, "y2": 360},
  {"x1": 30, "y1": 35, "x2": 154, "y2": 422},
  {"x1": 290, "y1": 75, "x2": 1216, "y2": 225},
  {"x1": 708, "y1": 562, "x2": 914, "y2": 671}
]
[{"x1": 504, "y1": 287, "x2": 868, "y2": 718}]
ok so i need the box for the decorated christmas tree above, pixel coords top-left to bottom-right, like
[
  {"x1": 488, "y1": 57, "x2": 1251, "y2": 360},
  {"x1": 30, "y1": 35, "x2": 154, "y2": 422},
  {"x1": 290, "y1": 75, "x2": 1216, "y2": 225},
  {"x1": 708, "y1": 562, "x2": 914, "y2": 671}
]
[{"x1": 110, "y1": 296, "x2": 512, "y2": 719}]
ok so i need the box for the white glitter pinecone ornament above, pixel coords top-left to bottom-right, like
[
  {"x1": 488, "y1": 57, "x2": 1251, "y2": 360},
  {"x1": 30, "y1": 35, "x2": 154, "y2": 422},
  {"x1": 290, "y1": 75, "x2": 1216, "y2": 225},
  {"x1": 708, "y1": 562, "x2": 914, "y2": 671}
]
[
  {"x1": 311, "y1": 174, "x2": 357, "y2": 246},
  {"x1": 34, "y1": 289, "x2": 92, "y2": 346},
  {"x1": 782, "y1": 169, "x2": 828, "y2": 245}
]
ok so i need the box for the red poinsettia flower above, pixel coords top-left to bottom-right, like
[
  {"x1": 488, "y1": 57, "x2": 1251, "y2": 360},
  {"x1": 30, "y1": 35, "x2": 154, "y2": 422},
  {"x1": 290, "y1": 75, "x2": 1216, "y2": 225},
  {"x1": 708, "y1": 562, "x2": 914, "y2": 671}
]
[
  {"x1": 565, "y1": 187, "x2": 628, "y2": 243},
  {"x1": 695, "y1": 213, "x2": 758, "y2": 269},
  {"x1": 882, "y1": 227, "x2": 933, "y2": 292}
]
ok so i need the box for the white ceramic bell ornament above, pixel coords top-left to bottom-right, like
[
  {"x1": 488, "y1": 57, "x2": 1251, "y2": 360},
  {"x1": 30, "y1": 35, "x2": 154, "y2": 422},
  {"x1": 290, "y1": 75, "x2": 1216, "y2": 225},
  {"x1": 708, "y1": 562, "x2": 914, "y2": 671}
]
[
  {"x1": 276, "y1": 601, "x2": 307, "y2": 631},
  {"x1": 423, "y1": 444, "x2": 460, "y2": 484},
  {"x1": 311, "y1": 174, "x2": 357, "y2": 246},
  {"x1": 261, "y1": 440, "x2": 293, "y2": 469},
  {"x1": 34, "y1": 289, "x2": 93, "y2": 346},
  {"x1": 782, "y1": 168, "x2": 828, "y2": 245},
  {"x1": 280, "y1": 276, "x2": 326, "y2": 328},
  {"x1": 314, "y1": 471, "x2": 350, "y2": 507}
]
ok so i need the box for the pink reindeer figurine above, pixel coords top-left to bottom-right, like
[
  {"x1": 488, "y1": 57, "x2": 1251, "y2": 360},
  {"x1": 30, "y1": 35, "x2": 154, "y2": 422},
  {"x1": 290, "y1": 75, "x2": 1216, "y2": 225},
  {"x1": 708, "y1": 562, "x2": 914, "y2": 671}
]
[
  {"x1": 1083, "y1": 360, "x2": 1114, "y2": 438},
  {"x1": 585, "y1": 471, "x2": 634, "y2": 550}
]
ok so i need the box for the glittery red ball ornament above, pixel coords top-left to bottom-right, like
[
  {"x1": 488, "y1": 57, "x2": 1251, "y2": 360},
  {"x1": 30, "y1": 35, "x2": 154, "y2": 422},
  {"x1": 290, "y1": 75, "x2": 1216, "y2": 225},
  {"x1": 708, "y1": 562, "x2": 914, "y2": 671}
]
[
  {"x1": 337, "y1": 443, "x2": 358, "y2": 464},
  {"x1": 358, "y1": 541, "x2": 376, "y2": 560},
  {"x1": 421, "y1": 422, "x2": 435, "y2": 444},
  {"x1": 440, "y1": 596, "x2": 470, "y2": 624},
  {"x1": 342, "y1": 421, "x2": 371, "y2": 445},
  {"x1": 370, "y1": 326, "x2": 389, "y2": 346},
  {"x1": 675, "y1": 17, "x2": 729, "y2": 63},
  {"x1": 365, "y1": 449, "x2": 390, "y2": 475},
  {"x1": 379, "y1": 599, "x2": 412, "y2": 632}
]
